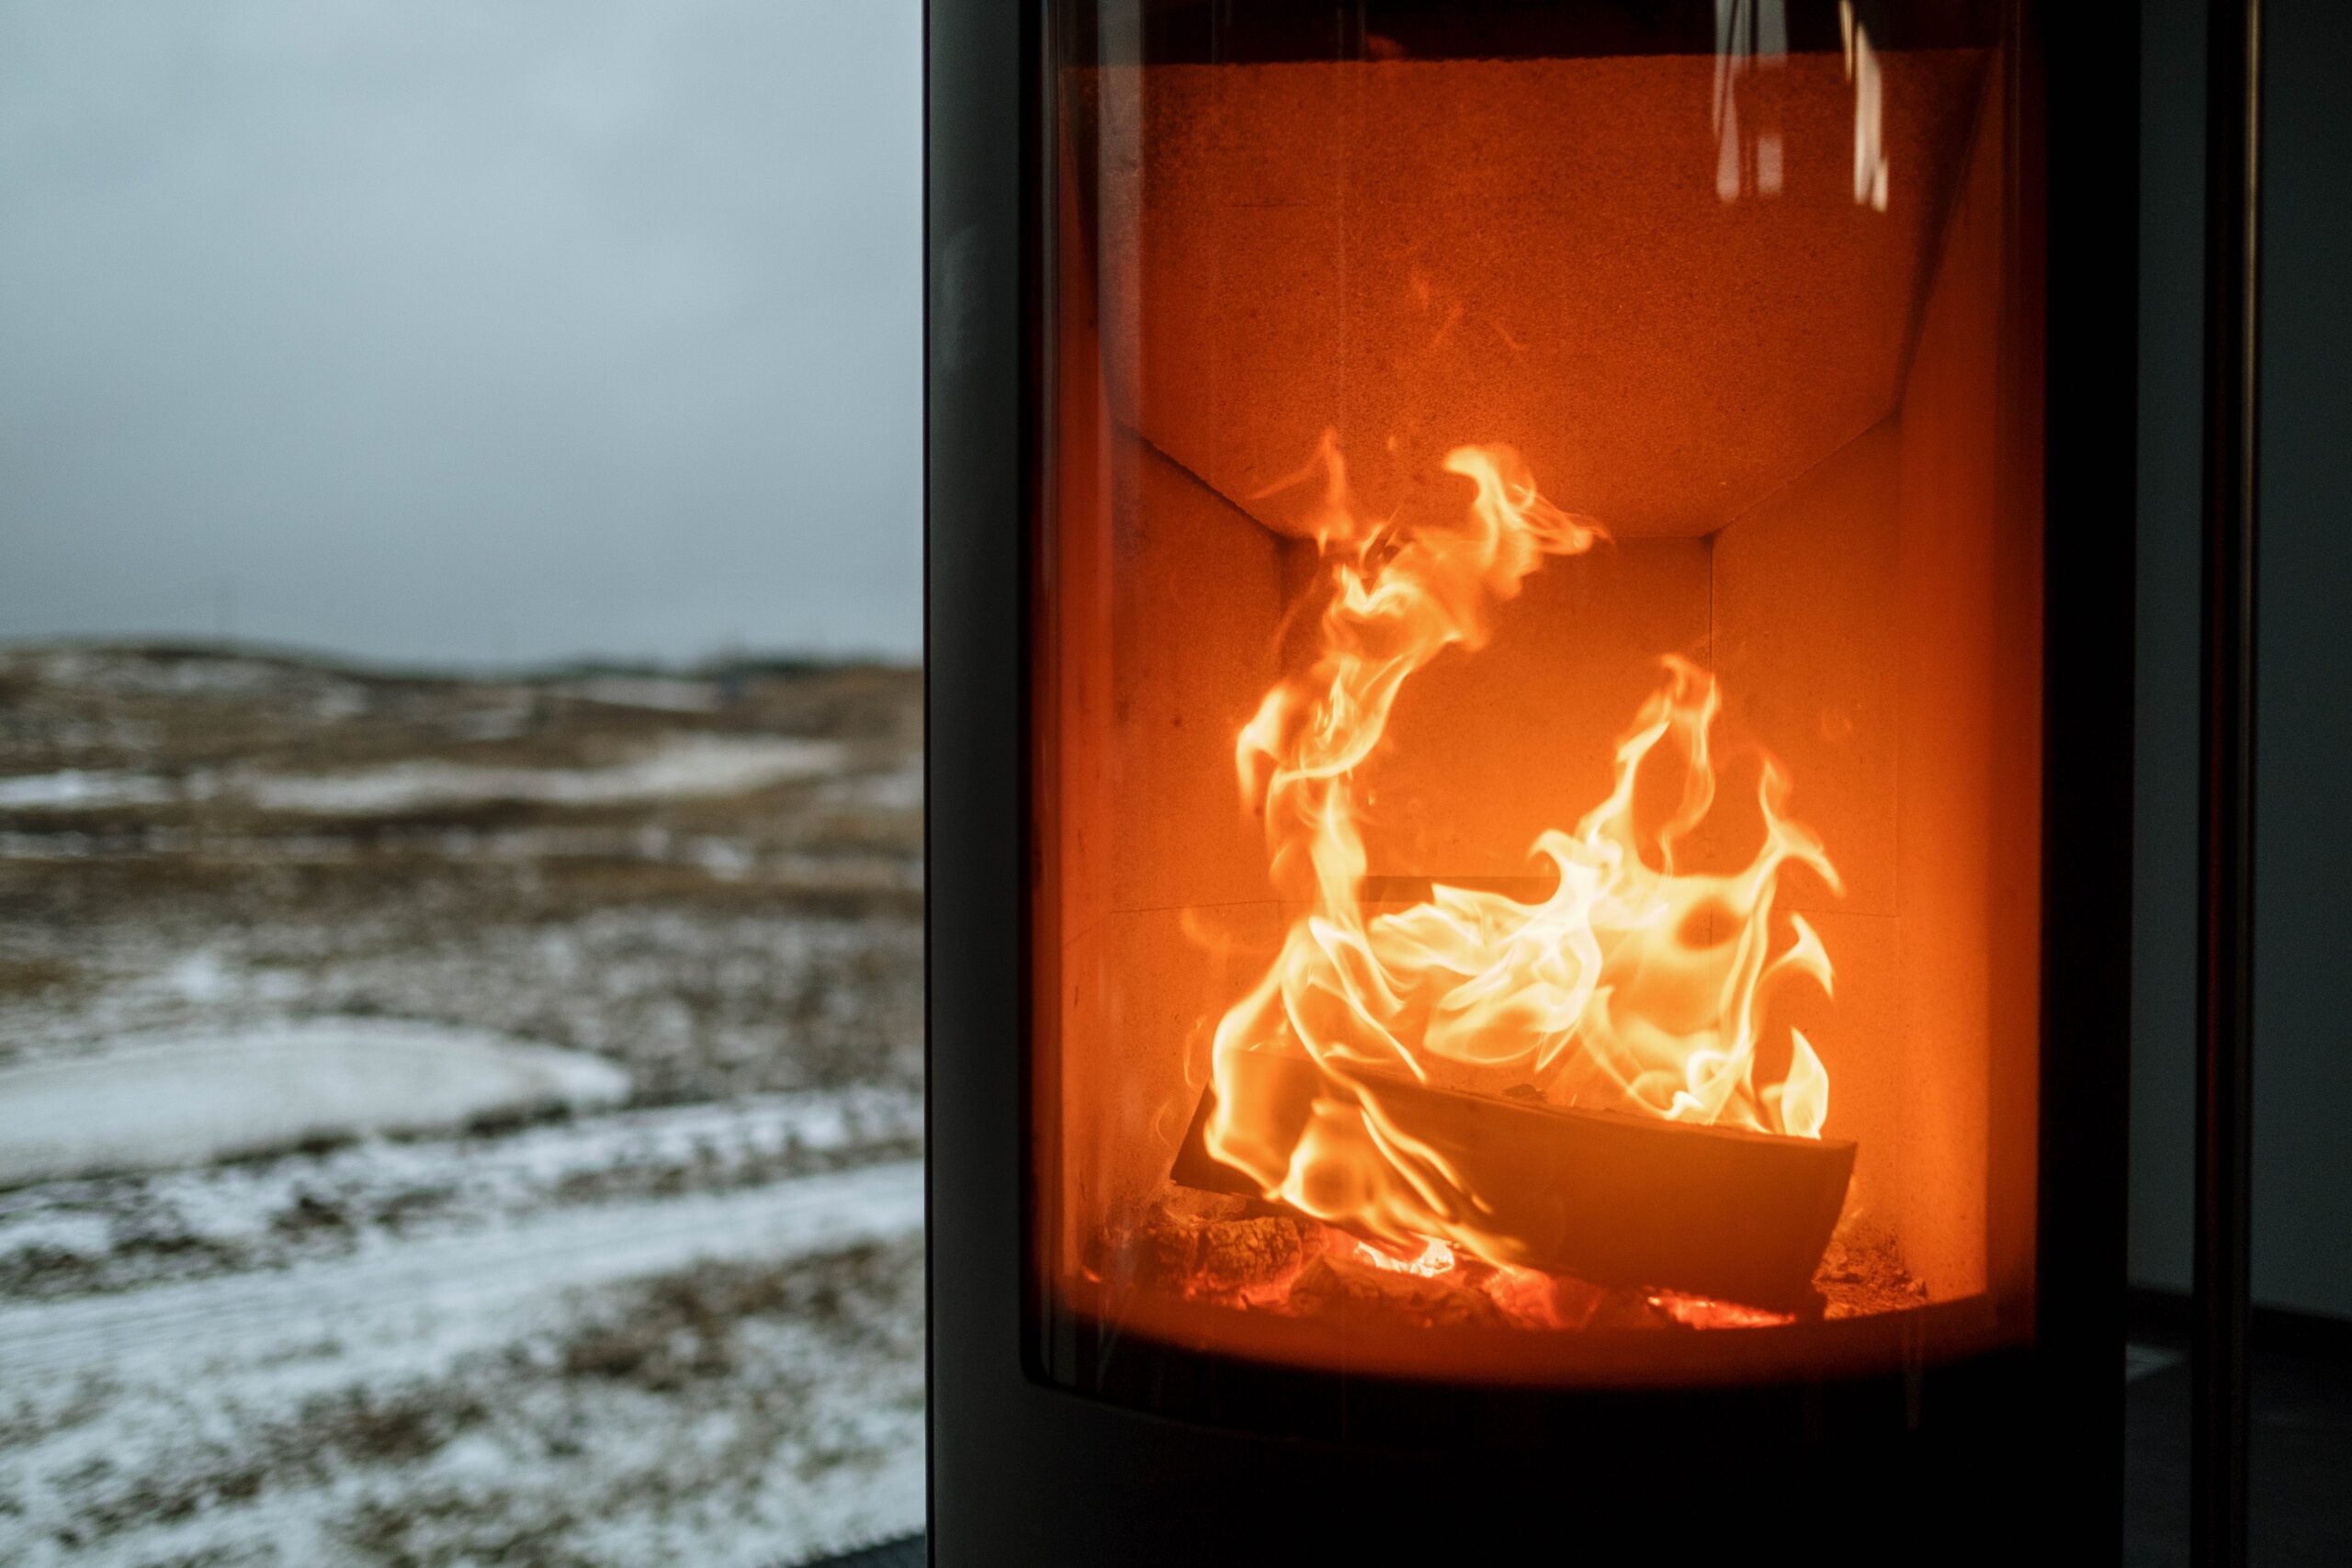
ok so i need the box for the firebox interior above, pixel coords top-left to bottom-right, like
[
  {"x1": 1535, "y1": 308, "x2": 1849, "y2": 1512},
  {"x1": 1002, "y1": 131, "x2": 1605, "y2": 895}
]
[{"x1": 1036, "y1": 44, "x2": 2042, "y2": 1386}]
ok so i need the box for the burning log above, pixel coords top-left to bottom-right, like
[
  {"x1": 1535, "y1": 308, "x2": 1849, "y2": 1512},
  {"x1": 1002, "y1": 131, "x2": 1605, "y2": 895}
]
[
  {"x1": 1170, "y1": 1050, "x2": 1853, "y2": 1313},
  {"x1": 1114, "y1": 1190, "x2": 1322, "y2": 1305}
]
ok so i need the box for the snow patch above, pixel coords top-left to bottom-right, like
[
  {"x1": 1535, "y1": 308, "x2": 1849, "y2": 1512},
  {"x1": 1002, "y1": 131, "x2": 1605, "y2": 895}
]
[
  {"x1": 248, "y1": 734, "x2": 844, "y2": 814},
  {"x1": 0, "y1": 770, "x2": 175, "y2": 810},
  {"x1": 824, "y1": 759, "x2": 924, "y2": 813},
  {"x1": 553, "y1": 676, "x2": 723, "y2": 714},
  {"x1": 0, "y1": 1021, "x2": 631, "y2": 1187},
  {"x1": 0, "y1": 736, "x2": 847, "y2": 818}
]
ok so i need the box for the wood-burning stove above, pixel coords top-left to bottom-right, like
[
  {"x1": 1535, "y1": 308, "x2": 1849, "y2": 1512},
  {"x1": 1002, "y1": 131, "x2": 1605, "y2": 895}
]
[{"x1": 929, "y1": 4, "x2": 2134, "y2": 1561}]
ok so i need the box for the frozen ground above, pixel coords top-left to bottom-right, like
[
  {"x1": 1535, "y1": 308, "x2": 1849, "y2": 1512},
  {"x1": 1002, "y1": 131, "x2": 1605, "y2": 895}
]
[
  {"x1": 0, "y1": 1190, "x2": 924, "y2": 1568},
  {"x1": 0, "y1": 645, "x2": 926, "y2": 1566}
]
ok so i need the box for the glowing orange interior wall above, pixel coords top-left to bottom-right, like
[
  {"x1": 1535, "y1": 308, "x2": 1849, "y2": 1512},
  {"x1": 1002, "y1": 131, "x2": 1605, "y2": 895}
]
[{"x1": 1038, "y1": 47, "x2": 2041, "y2": 1369}]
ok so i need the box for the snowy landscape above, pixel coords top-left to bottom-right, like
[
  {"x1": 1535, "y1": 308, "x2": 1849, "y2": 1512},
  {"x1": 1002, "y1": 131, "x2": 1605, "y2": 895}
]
[{"x1": 0, "y1": 643, "x2": 925, "y2": 1567}]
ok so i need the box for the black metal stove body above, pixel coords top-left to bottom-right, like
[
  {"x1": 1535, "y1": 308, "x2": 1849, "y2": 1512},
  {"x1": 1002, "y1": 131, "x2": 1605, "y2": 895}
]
[{"x1": 927, "y1": 5, "x2": 2135, "y2": 1562}]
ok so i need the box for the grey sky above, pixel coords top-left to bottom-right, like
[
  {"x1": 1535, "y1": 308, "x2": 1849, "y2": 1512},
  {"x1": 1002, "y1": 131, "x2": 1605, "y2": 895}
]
[{"x1": 0, "y1": 0, "x2": 921, "y2": 668}]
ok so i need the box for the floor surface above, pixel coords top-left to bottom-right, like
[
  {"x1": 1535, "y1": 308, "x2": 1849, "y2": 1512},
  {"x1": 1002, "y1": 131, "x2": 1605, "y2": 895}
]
[
  {"x1": 2125, "y1": 1334, "x2": 2352, "y2": 1566},
  {"x1": 834, "y1": 1334, "x2": 2352, "y2": 1568}
]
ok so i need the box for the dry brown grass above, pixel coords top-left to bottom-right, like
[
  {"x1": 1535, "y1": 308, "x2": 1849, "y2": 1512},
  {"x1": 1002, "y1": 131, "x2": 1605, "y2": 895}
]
[
  {"x1": 0, "y1": 954, "x2": 80, "y2": 998},
  {"x1": 558, "y1": 1236, "x2": 921, "y2": 1393}
]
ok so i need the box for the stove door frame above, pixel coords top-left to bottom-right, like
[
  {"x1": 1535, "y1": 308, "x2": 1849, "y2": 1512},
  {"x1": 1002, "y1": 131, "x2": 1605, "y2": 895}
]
[{"x1": 925, "y1": 4, "x2": 2135, "y2": 1561}]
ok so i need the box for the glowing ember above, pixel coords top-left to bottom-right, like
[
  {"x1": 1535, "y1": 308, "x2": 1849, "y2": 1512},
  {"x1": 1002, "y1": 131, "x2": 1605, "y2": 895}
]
[
  {"x1": 1646, "y1": 1292, "x2": 1800, "y2": 1331},
  {"x1": 1353, "y1": 1235, "x2": 1458, "y2": 1278},
  {"x1": 1202, "y1": 434, "x2": 1842, "y2": 1274}
]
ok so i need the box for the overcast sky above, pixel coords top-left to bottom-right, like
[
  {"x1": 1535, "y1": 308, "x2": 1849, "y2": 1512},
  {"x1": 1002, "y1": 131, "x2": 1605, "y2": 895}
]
[{"x1": 0, "y1": 0, "x2": 922, "y2": 668}]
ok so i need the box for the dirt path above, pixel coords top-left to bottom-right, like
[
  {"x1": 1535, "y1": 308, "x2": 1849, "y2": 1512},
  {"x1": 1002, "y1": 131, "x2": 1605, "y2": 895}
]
[{"x1": 0, "y1": 1158, "x2": 922, "y2": 1381}]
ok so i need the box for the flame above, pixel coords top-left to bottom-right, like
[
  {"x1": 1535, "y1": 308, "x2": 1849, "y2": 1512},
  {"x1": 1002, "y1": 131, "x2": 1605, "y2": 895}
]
[{"x1": 1204, "y1": 434, "x2": 1840, "y2": 1270}]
